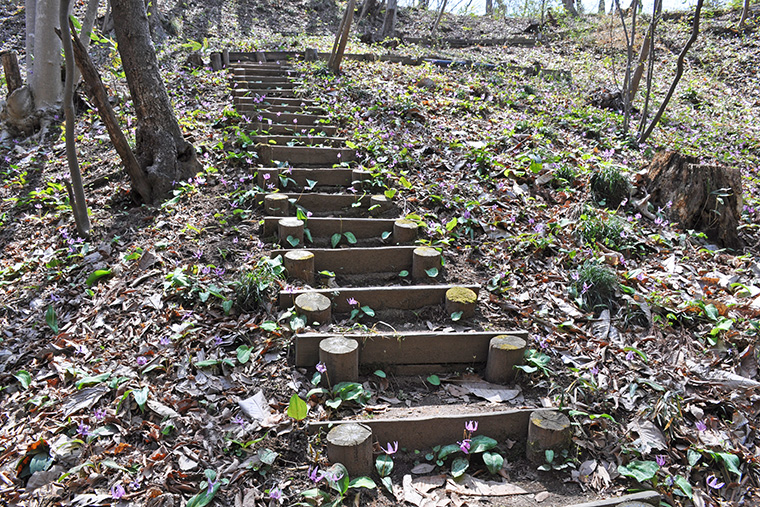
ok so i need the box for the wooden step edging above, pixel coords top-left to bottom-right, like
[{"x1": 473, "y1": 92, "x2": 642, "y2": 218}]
[
  {"x1": 262, "y1": 216, "x2": 396, "y2": 237},
  {"x1": 257, "y1": 145, "x2": 355, "y2": 166},
  {"x1": 234, "y1": 96, "x2": 317, "y2": 107},
  {"x1": 258, "y1": 167, "x2": 355, "y2": 191},
  {"x1": 307, "y1": 408, "x2": 533, "y2": 451},
  {"x1": 293, "y1": 330, "x2": 529, "y2": 367},
  {"x1": 242, "y1": 123, "x2": 339, "y2": 136},
  {"x1": 252, "y1": 135, "x2": 345, "y2": 147},
  {"x1": 566, "y1": 491, "x2": 660, "y2": 507},
  {"x1": 271, "y1": 246, "x2": 417, "y2": 274},
  {"x1": 279, "y1": 284, "x2": 481, "y2": 312}
]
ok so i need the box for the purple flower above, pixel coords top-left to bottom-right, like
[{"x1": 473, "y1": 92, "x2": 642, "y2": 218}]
[
  {"x1": 590, "y1": 366, "x2": 599, "y2": 376},
  {"x1": 706, "y1": 474, "x2": 725, "y2": 489},
  {"x1": 382, "y1": 441, "x2": 399, "y2": 455},
  {"x1": 666, "y1": 200, "x2": 673, "y2": 209},
  {"x1": 655, "y1": 455, "x2": 667, "y2": 467},
  {"x1": 571, "y1": 272, "x2": 580, "y2": 281},
  {"x1": 129, "y1": 479, "x2": 140, "y2": 491},
  {"x1": 263, "y1": 173, "x2": 271, "y2": 180},
  {"x1": 458, "y1": 439, "x2": 471, "y2": 454},
  {"x1": 625, "y1": 350, "x2": 635, "y2": 361},
  {"x1": 194, "y1": 249, "x2": 203, "y2": 260},
  {"x1": 269, "y1": 487, "x2": 282, "y2": 501},
  {"x1": 207, "y1": 477, "x2": 219, "y2": 495},
  {"x1": 77, "y1": 423, "x2": 91, "y2": 437},
  {"x1": 347, "y1": 297, "x2": 359, "y2": 306},
  {"x1": 696, "y1": 420, "x2": 707, "y2": 432},
  {"x1": 94, "y1": 408, "x2": 106, "y2": 421},
  {"x1": 136, "y1": 356, "x2": 147, "y2": 366},
  {"x1": 111, "y1": 484, "x2": 126, "y2": 499},
  {"x1": 316, "y1": 362, "x2": 327, "y2": 374},
  {"x1": 465, "y1": 420, "x2": 478, "y2": 433},
  {"x1": 581, "y1": 281, "x2": 592, "y2": 295},
  {"x1": 215, "y1": 268, "x2": 225, "y2": 277},
  {"x1": 160, "y1": 336, "x2": 171, "y2": 346},
  {"x1": 308, "y1": 466, "x2": 323, "y2": 483},
  {"x1": 326, "y1": 469, "x2": 344, "y2": 482},
  {"x1": 232, "y1": 415, "x2": 246, "y2": 427}
]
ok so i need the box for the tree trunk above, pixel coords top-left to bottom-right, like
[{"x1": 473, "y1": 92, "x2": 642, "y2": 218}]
[
  {"x1": 1, "y1": 51, "x2": 23, "y2": 94},
  {"x1": 486, "y1": 0, "x2": 493, "y2": 15},
  {"x1": 60, "y1": 0, "x2": 91, "y2": 238},
  {"x1": 72, "y1": 0, "x2": 100, "y2": 84},
  {"x1": 32, "y1": 0, "x2": 63, "y2": 112},
  {"x1": 739, "y1": 0, "x2": 750, "y2": 27},
  {"x1": 381, "y1": 0, "x2": 398, "y2": 38},
  {"x1": 563, "y1": 0, "x2": 579, "y2": 17},
  {"x1": 111, "y1": 0, "x2": 201, "y2": 203},
  {"x1": 431, "y1": 0, "x2": 447, "y2": 38},
  {"x1": 25, "y1": 0, "x2": 36, "y2": 77},
  {"x1": 598, "y1": 0, "x2": 605, "y2": 14}
]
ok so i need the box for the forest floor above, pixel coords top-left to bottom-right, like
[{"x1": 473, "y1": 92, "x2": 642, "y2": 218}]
[{"x1": 1, "y1": 1, "x2": 760, "y2": 506}]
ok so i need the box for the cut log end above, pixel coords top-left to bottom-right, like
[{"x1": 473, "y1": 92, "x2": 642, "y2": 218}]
[
  {"x1": 444, "y1": 286, "x2": 477, "y2": 319},
  {"x1": 326, "y1": 423, "x2": 373, "y2": 477},
  {"x1": 526, "y1": 409, "x2": 572, "y2": 464},
  {"x1": 319, "y1": 336, "x2": 359, "y2": 383},
  {"x1": 393, "y1": 219, "x2": 418, "y2": 244},
  {"x1": 278, "y1": 218, "x2": 305, "y2": 248},
  {"x1": 295, "y1": 292, "x2": 331, "y2": 325},
  {"x1": 370, "y1": 194, "x2": 391, "y2": 216},
  {"x1": 412, "y1": 246, "x2": 442, "y2": 281},
  {"x1": 485, "y1": 335, "x2": 527, "y2": 384},
  {"x1": 265, "y1": 193, "x2": 290, "y2": 216},
  {"x1": 284, "y1": 249, "x2": 315, "y2": 284}
]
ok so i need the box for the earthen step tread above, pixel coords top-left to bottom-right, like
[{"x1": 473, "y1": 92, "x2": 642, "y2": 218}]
[
  {"x1": 262, "y1": 216, "x2": 396, "y2": 236},
  {"x1": 257, "y1": 145, "x2": 355, "y2": 166},
  {"x1": 234, "y1": 97, "x2": 318, "y2": 107},
  {"x1": 258, "y1": 192, "x2": 392, "y2": 216},
  {"x1": 252, "y1": 135, "x2": 345, "y2": 145},
  {"x1": 271, "y1": 246, "x2": 417, "y2": 275},
  {"x1": 242, "y1": 123, "x2": 339, "y2": 136},
  {"x1": 279, "y1": 284, "x2": 480, "y2": 311},
  {"x1": 294, "y1": 330, "x2": 528, "y2": 367}
]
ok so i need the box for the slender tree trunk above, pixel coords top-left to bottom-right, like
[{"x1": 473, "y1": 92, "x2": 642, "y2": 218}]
[
  {"x1": 60, "y1": 0, "x2": 90, "y2": 237},
  {"x1": 739, "y1": 0, "x2": 750, "y2": 27},
  {"x1": 431, "y1": 0, "x2": 448, "y2": 38},
  {"x1": 563, "y1": 0, "x2": 579, "y2": 17},
  {"x1": 640, "y1": 0, "x2": 705, "y2": 143},
  {"x1": 381, "y1": 0, "x2": 398, "y2": 38},
  {"x1": 111, "y1": 0, "x2": 201, "y2": 203},
  {"x1": 32, "y1": 0, "x2": 63, "y2": 112},
  {"x1": 72, "y1": 0, "x2": 100, "y2": 84},
  {"x1": 629, "y1": 0, "x2": 660, "y2": 103},
  {"x1": 330, "y1": 0, "x2": 356, "y2": 74},
  {"x1": 598, "y1": 0, "x2": 605, "y2": 14},
  {"x1": 486, "y1": 0, "x2": 493, "y2": 15},
  {"x1": 25, "y1": 0, "x2": 36, "y2": 77}
]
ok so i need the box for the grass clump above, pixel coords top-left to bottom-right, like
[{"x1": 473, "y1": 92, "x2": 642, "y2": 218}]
[
  {"x1": 569, "y1": 261, "x2": 620, "y2": 312},
  {"x1": 576, "y1": 204, "x2": 634, "y2": 251},
  {"x1": 590, "y1": 165, "x2": 631, "y2": 209},
  {"x1": 552, "y1": 165, "x2": 577, "y2": 187},
  {"x1": 233, "y1": 255, "x2": 286, "y2": 311}
]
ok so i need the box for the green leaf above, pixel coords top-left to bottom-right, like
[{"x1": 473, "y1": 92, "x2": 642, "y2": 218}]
[
  {"x1": 545, "y1": 449, "x2": 555, "y2": 463},
  {"x1": 76, "y1": 372, "x2": 111, "y2": 389},
  {"x1": 438, "y1": 444, "x2": 461, "y2": 460},
  {"x1": 399, "y1": 270, "x2": 409, "y2": 277},
  {"x1": 349, "y1": 476, "x2": 376, "y2": 489},
  {"x1": 623, "y1": 346, "x2": 648, "y2": 363},
  {"x1": 380, "y1": 476, "x2": 394, "y2": 496},
  {"x1": 258, "y1": 448, "x2": 278, "y2": 465},
  {"x1": 327, "y1": 464, "x2": 350, "y2": 496},
  {"x1": 399, "y1": 176, "x2": 413, "y2": 189},
  {"x1": 470, "y1": 435, "x2": 497, "y2": 454},
  {"x1": 186, "y1": 472, "x2": 221, "y2": 507},
  {"x1": 373, "y1": 370, "x2": 387, "y2": 378},
  {"x1": 687, "y1": 449, "x2": 701, "y2": 467},
  {"x1": 446, "y1": 217, "x2": 458, "y2": 231},
  {"x1": 132, "y1": 386, "x2": 149, "y2": 412},
  {"x1": 713, "y1": 451, "x2": 742, "y2": 476},
  {"x1": 427, "y1": 375, "x2": 441, "y2": 386},
  {"x1": 45, "y1": 305, "x2": 59, "y2": 333},
  {"x1": 14, "y1": 370, "x2": 32, "y2": 389},
  {"x1": 319, "y1": 270, "x2": 336, "y2": 277},
  {"x1": 451, "y1": 457, "x2": 469, "y2": 478},
  {"x1": 425, "y1": 267, "x2": 439, "y2": 278},
  {"x1": 376, "y1": 455, "x2": 394, "y2": 477},
  {"x1": 325, "y1": 397, "x2": 342, "y2": 408},
  {"x1": 361, "y1": 305, "x2": 375, "y2": 317},
  {"x1": 381, "y1": 231, "x2": 392, "y2": 240},
  {"x1": 384, "y1": 188, "x2": 397, "y2": 199},
  {"x1": 222, "y1": 299, "x2": 233, "y2": 314},
  {"x1": 483, "y1": 451, "x2": 504, "y2": 474},
  {"x1": 704, "y1": 304, "x2": 719, "y2": 321},
  {"x1": 305, "y1": 178, "x2": 318, "y2": 190},
  {"x1": 287, "y1": 394, "x2": 308, "y2": 420},
  {"x1": 194, "y1": 359, "x2": 222, "y2": 368},
  {"x1": 331, "y1": 233, "x2": 342, "y2": 248},
  {"x1": 85, "y1": 269, "x2": 112, "y2": 287},
  {"x1": 451, "y1": 311, "x2": 463, "y2": 321},
  {"x1": 260, "y1": 321, "x2": 278, "y2": 332},
  {"x1": 236, "y1": 345, "x2": 253, "y2": 364},
  {"x1": 286, "y1": 235, "x2": 300, "y2": 247},
  {"x1": 674, "y1": 475, "x2": 693, "y2": 498},
  {"x1": 617, "y1": 460, "x2": 658, "y2": 482},
  {"x1": 344, "y1": 231, "x2": 357, "y2": 244}
]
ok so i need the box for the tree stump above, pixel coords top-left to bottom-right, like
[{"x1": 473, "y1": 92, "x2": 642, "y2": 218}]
[
  {"x1": 393, "y1": 219, "x2": 418, "y2": 244},
  {"x1": 369, "y1": 195, "x2": 391, "y2": 216},
  {"x1": 210, "y1": 52, "x2": 223, "y2": 71},
  {"x1": 644, "y1": 151, "x2": 743, "y2": 249},
  {"x1": 284, "y1": 250, "x2": 315, "y2": 284},
  {"x1": 1, "y1": 51, "x2": 23, "y2": 94},
  {"x1": 264, "y1": 193, "x2": 290, "y2": 216},
  {"x1": 526, "y1": 410, "x2": 572, "y2": 464},
  {"x1": 305, "y1": 48, "x2": 319, "y2": 62},
  {"x1": 444, "y1": 286, "x2": 477, "y2": 319},
  {"x1": 319, "y1": 336, "x2": 359, "y2": 383},
  {"x1": 352, "y1": 169, "x2": 372, "y2": 192},
  {"x1": 222, "y1": 49, "x2": 230, "y2": 67},
  {"x1": 295, "y1": 292, "x2": 332, "y2": 326},
  {"x1": 412, "y1": 247, "x2": 441, "y2": 281},
  {"x1": 326, "y1": 423, "x2": 373, "y2": 477},
  {"x1": 278, "y1": 218, "x2": 305, "y2": 248},
  {"x1": 485, "y1": 335, "x2": 527, "y2": 384}
]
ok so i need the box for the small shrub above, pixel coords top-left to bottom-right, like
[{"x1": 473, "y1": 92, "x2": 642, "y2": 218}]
[
  {"x1": 233, "y1": 255, "x2": 285, "y2": 311},
  {"x1": 569, "y1": 261, "x2": 619, "y2": 312},
  {"x1": 590, "y1": 166, "x2": 631, "y2": 209},
  {"x1": 576, "y1": 204, "x2": 632, "y2": 250},
  {"x1": 553, "y1": 166, "x2": 577, "y2": 187}
]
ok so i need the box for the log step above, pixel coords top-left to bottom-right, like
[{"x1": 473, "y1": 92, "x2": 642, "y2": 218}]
[
  {"x1": 233, "y1": 88, "x2": 298, "y2": 98},
  {"x1": 279, "y1": 284, "x2": 481, "y2": 312},
  {"x1": 257, "y1": 144, "x2": 354, "y2": 166},
  {"x1": 235, "y1": 80, "x2": 297, "y2": 90},
  {"x1": 257, "y1": 105, "x2": 326, "y2": 114},
  {"x1": 234, "y1": 96, "x2": 318, "y2": 107},
  {"x1": 307, "y1": 408, "x2": 533, "y2": 451},
  {"x1": 263, "y1": 216, "x2": 396, "y2": 237},
  {"x1": 254, "y1": 111, "x2": 329, "y2": 125},
  {"x1": 272, "y1": 246, "x2": 417, "y2": 274},
  {"x1": 234, "y1": 75, "x2": 300, "y2": 83},
  {"x1": 229, "y1": 50, "x2": 303, "y2": 62},
  {"x1": 242, "y1": 123, "x2": 339, "y2": 136},
  {"x1": 231, "y1": 67, "x2": 296, "y2": 77},
  {"x1": 294, "y1": 330, "x2": 528, "y2": 367},
  {"x1": 259, "y1": 192, "x2": 395, "y2": 217},
  {"x1": 258, "y1": 167, "x2": 355, "y2": 190},
  {"x1": 252, "y1": 135, "x2": 345, "y2": 147}
]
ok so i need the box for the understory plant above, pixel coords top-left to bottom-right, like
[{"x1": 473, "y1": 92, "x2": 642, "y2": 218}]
[
  {"x1": 300, "y1": 463, "x2": 375, "y2": 507},
  {"x1": 306, "y1": 362, "x2": 371, "y2": 409},
  {"x1": 590, "y1": 165, "x2": 631, "y2": 209},
  {"x1": 422, "y1": 421, "x2": 505, "y2": 478},
  {"x1": 232, "y1": 255, "x2": 285, "y2": 311},
  {"x1": 569, "y1": 261, "x2": 620, "y2": 312}
]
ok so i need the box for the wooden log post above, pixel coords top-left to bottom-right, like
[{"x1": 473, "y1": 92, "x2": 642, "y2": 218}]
[
  {"x1": 255, "y1": 51, "x2": 267, "y2": 63},
  {"x1": 295, "y1": 292, "x2": 332, "y2": 325},
  {"x1": 445, "y1": 286, "x2": 477, "y2": 319},
  {"x1": 526, "y1": 410, "x2": 572, "y2": 464},
  {"x1": 305, "y1": 48, "x2": 319, "y2": 62},
  {"x1": 393, "y1": 219, "x2": 418, "y2": 244},
  {"x1": 265, "y1": 193, "x2": 290, "y2": 216},
  {"x1": 326, "y1": 423, "x2": 373, "y2": 477},
  {"x1": 1, "y1": 51, "x2": 23, "y2": 94},
  {"x1": 278, "y1": 218, "x2": 305, "y2": 248},
  {"x1": 210, "y1": 52, "x2": 223, "y2": 71},
  {"x1": 485, "y1": 335, "x2": 527, "y2": 384},
  {"x1": 222, "y1": 49, "x2": 230, "y2": 68},
  {"x1": 369, "y1": 194, "x2": 391, "y2": 217},
  {"x1": 351, "y1": 168, "x2": 372, "y2": 192},
  {"x1": 412, "y1": 247, "x2": 441, "y2": 281},
  {"x1": 284, "y1": 250, "x2": 315, "y2": 284},
  {"x1": 319, "y1": 336, "x2": 359, "y2": 383}
]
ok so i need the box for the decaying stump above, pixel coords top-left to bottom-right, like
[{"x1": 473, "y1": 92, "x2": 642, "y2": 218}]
[
  {"x1": 644, "y1": 151, "x2": 743, "y2": 249},
  {"x1": 526, "y1": 409, "x2": 572, "y2": 464}
]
